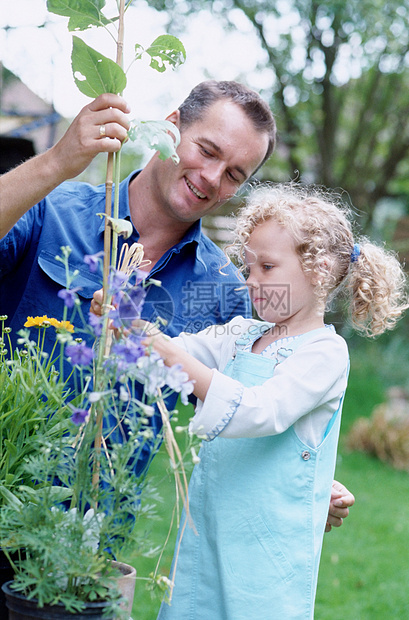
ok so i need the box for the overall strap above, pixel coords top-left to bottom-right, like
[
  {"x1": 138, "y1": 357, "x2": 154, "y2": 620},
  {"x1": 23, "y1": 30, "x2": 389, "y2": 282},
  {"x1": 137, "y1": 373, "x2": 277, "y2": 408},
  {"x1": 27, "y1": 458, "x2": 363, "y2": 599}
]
[
  {"x1": 289, "y1": 325, "x2": 336, "y2": 352},
  {"x1": 233, "y1": 322, "x2": 274, "y2": 352}
]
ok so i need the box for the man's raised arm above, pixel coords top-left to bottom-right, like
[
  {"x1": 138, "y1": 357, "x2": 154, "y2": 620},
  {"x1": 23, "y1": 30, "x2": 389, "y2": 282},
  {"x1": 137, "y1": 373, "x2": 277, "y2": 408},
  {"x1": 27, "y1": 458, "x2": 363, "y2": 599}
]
[{"x1": 0, "y1": 94, "x2": 130, "y2": 239}]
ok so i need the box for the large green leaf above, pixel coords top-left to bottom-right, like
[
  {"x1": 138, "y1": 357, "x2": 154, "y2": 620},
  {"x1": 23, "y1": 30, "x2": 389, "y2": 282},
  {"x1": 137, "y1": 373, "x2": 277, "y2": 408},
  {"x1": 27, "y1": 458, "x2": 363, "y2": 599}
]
[
  {"x1": 136, "y1": 35, "x2": 186, "y2": 73},
  {"x1": 71, "y1": 36, "x2": 127, "y2": 97},
  {"x1": 0, "y1": 485, "x2": 23, "y2": 510},
  {"x1": 18, "y1": 485, "x2": 73, "y2": 505},
  {"x1": 47, "y1": 0, "x2": 111, "y2": 31},
  {"x1": 3, "y1": 439, "x2": 17, "y2": 459},
  {"x1": 128, "y1": 120, "x2": 181, "y2": 163}
]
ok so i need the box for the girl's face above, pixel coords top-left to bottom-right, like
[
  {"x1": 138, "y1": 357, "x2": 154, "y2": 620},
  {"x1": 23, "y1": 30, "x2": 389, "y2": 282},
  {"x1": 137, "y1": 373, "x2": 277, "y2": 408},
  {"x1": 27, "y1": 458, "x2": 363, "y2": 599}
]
[{"x1": 245, "y1": 218, "x2": 324, "y2": 334}]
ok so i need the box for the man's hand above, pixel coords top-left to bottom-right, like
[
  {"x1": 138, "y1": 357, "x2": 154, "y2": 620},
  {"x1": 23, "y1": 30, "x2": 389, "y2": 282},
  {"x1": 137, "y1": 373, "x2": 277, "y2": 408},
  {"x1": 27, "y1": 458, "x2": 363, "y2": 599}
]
[
  {"x1": 326, "y1": 480, "x2": 355, "y2": 533},
  {"x1": 0, "y1": 94, "x2": 131, "y2": 239},
  {"x1": 90, "y1": 288, "x2": 104, "y2": 317},
  {"x1": 51, "y1": 93, "x2": 131, "y2": 181}
]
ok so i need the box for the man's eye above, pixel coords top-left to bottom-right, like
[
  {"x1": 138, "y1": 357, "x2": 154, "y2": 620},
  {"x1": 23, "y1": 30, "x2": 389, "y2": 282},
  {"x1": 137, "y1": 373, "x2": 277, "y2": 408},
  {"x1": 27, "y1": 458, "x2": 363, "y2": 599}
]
[
  {"x1": 263, "y1": 264, "x2": 274, "y2": 270},
  {"x1": 227, "y1": 171, "x2": 240, "y2": 184}
]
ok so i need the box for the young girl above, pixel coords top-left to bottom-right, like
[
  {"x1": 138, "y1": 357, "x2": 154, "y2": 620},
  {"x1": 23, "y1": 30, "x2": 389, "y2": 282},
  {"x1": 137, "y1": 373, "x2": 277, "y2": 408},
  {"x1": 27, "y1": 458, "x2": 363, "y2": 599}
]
[{"x1": 145, "y1": 183, "x2": 407, "y2": 620}]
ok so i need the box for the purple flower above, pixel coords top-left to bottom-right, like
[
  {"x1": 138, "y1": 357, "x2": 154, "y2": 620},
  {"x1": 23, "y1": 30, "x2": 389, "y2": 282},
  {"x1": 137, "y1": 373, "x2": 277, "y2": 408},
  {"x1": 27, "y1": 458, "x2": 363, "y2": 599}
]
[
  {"x1": 110, "y1": 286, "x2": 146, "y2": 328},
  {"x1": 133, "y1": 352, "x2": 167, "y2": 397},
  {"x1": 135, "y1": 268, "x2": 149, "y2": 283},
  {"x1": 88, "y1": 312, "x2": 103, "y2": 338},
  {"x1": 84, "y1": 252, "x2": 104, "y2": 273},
  {"x1": 112, "y1": 335, "x2": 145, "y2": 364},
  {"x1": 58, "y1": 288, "x2": 80, "y2": 309},
  {"x1": 71, "y1": 408, "x2": 89, "y2": 425},
  {"x1": 103, "y1": 357, "x2": 127, "y2": 381},
  {"x1": 66, "y1": 342, "x2": 94, "y2": 366},
  {"x1": 109, "y1": 270, "x2": 129, "y2": 294},
  {"x1": 180, "y1": 380, "x2": 195, "y2": 405}
]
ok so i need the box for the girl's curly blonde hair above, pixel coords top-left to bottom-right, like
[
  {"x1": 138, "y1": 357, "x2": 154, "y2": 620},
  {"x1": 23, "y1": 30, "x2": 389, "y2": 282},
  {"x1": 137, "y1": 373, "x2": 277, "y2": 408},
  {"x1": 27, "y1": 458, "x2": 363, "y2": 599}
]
[{"x1": 226, "y1": 183, "x2": 408, "y2": 337}]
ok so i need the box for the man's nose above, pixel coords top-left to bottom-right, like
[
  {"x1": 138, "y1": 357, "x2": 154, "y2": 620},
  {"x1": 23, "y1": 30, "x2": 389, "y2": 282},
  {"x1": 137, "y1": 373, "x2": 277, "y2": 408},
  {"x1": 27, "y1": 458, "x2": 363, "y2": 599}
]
[{"x1": 201, "y1": 161, "x2": 224, "y2": 188}]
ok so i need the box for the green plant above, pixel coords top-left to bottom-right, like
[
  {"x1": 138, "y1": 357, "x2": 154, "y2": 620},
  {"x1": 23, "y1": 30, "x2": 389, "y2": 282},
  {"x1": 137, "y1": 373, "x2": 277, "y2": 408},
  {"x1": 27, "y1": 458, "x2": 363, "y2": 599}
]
[
  {"x1": 46, "y1": 0, "x2": 185, "y2": 305},
  {"x1": 0, "y1": 317, "x2": 71, "y2": 507},
  {"x1": 0, "y1": 1, "x2": 190, "y2": 616},
  {"x1": 0, "y1": 247, "x2": 194, "y2": 617}
]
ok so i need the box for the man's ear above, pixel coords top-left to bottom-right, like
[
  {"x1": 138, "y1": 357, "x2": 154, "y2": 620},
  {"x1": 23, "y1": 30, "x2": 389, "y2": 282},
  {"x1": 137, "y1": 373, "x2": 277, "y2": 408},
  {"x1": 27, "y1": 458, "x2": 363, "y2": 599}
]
[{"x1": 165, "y1": 109, "x2": 181, "y2": 128}]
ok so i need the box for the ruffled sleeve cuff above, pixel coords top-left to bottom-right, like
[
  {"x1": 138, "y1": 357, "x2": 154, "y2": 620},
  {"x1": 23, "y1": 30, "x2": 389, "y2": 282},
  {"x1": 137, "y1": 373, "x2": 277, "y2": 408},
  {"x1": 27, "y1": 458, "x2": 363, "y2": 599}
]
[{"x1": 189, "y1": 369, "x2": 244, "y2": 441}]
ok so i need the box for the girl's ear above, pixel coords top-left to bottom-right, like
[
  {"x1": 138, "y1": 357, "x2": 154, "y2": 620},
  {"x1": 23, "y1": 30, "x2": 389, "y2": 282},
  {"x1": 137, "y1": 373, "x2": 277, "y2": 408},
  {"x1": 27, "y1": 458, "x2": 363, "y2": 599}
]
[
  {"x1": 165, "y1": 109, "x2": 181, "y2": 128},
  {"x1": 310, "y1": 259, "x2": 329, "y2": 286},
  {"x1": 309, "y1": 270, "x2": 319, "y2": 287}
]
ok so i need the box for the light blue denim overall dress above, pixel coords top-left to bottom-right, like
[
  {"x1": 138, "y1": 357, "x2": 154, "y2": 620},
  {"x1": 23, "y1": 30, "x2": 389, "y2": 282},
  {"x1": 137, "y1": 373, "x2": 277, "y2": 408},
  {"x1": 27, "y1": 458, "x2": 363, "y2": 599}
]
[{"x1": 158, "y1": 324, "x2": 344, "y2": 620}]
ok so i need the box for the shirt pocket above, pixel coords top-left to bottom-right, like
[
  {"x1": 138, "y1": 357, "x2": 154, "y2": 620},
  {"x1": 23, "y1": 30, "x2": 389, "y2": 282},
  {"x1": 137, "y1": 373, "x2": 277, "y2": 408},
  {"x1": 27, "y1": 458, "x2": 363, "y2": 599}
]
[{"x1": 38, "y1": 250, "x2": 101, "y2": 300}]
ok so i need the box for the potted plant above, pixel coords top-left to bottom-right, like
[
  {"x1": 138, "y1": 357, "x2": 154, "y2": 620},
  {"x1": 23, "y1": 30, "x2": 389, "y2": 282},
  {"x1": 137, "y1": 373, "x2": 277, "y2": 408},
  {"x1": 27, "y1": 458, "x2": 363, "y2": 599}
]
[
  {"x1": 0, "y1": 1, "x2": 189, "y2": 617},
  {"x1": 0, "y1": 314, "x2": 74, "y2": 615},
  {"x1": 0, "y1": 246, "x2": 193, "y2": 618}
]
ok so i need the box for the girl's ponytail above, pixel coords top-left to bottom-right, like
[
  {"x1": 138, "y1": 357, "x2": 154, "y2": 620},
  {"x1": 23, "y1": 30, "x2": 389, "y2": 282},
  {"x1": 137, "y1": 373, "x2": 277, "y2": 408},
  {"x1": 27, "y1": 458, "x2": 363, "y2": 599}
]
[
  {"x1": 347, "y1": 240, "x2": 408, "y2": 337},
  {"x1": 229, "y1": 182, "x2": 408, "y2": 338}
]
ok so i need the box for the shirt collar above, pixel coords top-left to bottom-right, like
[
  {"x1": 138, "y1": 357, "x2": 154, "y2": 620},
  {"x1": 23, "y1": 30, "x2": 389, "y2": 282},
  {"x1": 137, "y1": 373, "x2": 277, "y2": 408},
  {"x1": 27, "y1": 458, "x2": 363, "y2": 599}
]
[
  {"x1": 96, "y1": 169, "x2": 204, "y2": 254},
  {"x1": 97, "y1": 171, "x2": 136, "y2": 236}
]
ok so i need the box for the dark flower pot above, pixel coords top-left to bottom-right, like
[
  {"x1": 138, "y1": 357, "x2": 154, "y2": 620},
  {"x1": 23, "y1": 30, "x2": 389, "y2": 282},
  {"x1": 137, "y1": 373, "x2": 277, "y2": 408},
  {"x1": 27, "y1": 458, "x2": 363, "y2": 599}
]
[
  {"x1": 0, "y1": 550, "x2": 21, "y2": 618},
  {"x1": 1, "y1": 581, "x2": 113, "y2": 619}
]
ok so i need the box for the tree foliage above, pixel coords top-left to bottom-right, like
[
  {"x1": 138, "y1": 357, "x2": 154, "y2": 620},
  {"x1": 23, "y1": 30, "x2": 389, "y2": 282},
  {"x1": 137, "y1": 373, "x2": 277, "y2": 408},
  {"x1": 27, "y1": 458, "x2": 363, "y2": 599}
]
[{"x1": 149, "y1": 0, "x2": 409, "y2": 227}]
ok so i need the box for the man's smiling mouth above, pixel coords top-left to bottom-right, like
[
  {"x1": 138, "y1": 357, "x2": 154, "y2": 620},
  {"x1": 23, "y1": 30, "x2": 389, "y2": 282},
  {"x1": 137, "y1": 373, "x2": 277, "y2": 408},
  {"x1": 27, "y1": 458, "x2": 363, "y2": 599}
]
[{"x1": 186, "y1": 178, "x2": 206, "y2": 199}]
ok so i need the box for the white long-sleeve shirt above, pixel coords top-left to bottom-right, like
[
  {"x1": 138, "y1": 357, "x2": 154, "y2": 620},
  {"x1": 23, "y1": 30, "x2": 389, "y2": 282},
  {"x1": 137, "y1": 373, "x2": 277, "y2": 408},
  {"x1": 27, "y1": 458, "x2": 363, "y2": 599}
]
[{"x1": 173, "y1": 317, "x2": 349, "y2": 448}]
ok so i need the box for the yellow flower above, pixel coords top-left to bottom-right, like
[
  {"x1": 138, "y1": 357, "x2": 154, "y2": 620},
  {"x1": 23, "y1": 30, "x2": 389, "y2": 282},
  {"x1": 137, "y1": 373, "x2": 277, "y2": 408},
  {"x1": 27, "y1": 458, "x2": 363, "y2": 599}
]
[
  {"x1": 24, "y1": 316, "x2": 51, "y2": 328},
  {"x1": 24, "y1": 316, "x2": 74, "y2": 332},
  {"x1": 50, "y1": 319, "x2": 75, "y2": 333}
]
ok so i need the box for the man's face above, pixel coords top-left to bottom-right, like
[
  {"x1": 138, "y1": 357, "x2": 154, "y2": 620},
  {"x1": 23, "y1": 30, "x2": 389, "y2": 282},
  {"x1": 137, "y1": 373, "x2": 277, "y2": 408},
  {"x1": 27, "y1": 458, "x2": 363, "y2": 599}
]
[{"x1": 152, "y1": 100, "x2": 270, "y2": 223}]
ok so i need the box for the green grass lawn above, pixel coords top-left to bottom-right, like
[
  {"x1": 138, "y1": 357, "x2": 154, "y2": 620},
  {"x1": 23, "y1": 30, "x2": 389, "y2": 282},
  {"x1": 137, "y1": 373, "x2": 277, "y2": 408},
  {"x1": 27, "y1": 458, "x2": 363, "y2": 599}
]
[
  {"x1": 315, "y1": 450, "x2": 409, "y2": 619},
  {"x1": 121, "y1": 343, "x2": 409, "y2": 619}
]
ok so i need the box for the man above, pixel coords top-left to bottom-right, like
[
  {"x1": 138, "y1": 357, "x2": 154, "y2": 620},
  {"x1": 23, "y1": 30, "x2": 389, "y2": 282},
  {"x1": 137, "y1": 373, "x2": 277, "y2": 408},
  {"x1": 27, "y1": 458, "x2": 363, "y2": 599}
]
[{"x1": 0, "y1": 80, "x2": 354, "y2": 526}]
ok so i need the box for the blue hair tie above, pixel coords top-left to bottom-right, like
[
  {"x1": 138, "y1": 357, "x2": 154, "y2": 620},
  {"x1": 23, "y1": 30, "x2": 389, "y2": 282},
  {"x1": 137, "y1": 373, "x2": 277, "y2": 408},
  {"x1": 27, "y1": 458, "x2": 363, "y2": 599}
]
[{"x1": 350, "y1": 243, "x2": 360, "y2": 263}]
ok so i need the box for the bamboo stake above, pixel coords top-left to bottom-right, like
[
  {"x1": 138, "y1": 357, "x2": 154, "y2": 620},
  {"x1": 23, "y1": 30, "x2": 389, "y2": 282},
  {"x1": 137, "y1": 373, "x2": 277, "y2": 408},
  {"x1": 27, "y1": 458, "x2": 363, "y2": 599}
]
[
  {"x1": 102, "y1": 0, "x2": 125, "y2": 306},
  {"x1": 92, "y1": 0, "x2": 126, "y2": 496}
]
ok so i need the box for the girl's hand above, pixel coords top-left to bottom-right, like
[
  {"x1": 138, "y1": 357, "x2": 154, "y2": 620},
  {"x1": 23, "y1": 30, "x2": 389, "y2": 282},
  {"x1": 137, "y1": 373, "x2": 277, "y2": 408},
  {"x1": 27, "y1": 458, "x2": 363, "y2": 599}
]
[
  {"x1": 132, "y1": 319, "x2": 162, "y2": 338},
  {"x1": 132, "y1": 321, "x2": 212, "y2": 401},
  {"x1": 132, "y1": 320, "x2": 171, "y2": 360}
]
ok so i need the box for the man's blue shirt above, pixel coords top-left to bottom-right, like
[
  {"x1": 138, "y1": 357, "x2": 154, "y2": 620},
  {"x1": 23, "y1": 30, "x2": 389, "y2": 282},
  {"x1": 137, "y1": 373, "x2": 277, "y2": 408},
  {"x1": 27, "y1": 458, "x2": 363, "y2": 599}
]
[
  {"x1": 0, "y1": 171, "x2": 251, "y2": 472},
  {"x1": 0, "y1": 170, "x2": 251, "y2": 352}
]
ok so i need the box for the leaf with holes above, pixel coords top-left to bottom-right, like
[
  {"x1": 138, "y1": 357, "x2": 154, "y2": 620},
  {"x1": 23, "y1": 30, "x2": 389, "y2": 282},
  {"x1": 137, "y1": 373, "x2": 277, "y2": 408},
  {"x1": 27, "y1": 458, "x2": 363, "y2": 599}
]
[
  {"x1": 140, "y1": 35, "x2": 186, "y2": 73},
  {"x1": 71, "y1": 36, "x2": 127, "y2": 97},
  {"x1": 128, "y1": 120, "x2": 180, "y2": 163}
]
